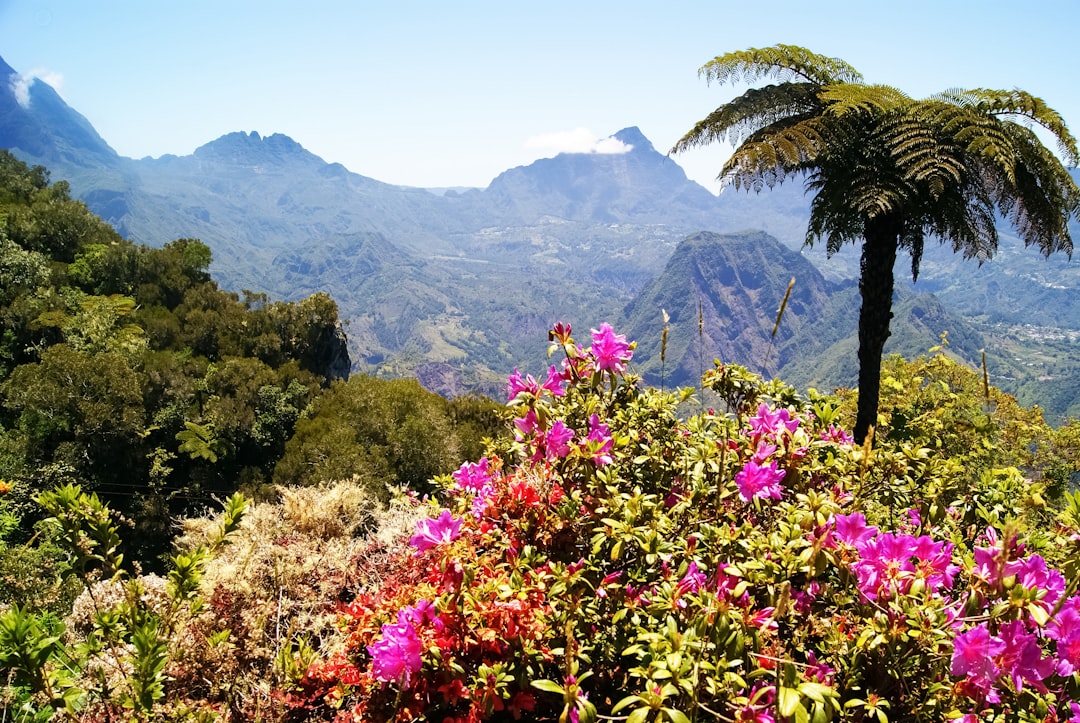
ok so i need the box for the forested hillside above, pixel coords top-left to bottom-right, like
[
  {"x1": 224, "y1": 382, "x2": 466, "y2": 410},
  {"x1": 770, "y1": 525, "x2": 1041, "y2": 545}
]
[{"x1": 0, "y1": 151, "x2": 503, "y2": 569}]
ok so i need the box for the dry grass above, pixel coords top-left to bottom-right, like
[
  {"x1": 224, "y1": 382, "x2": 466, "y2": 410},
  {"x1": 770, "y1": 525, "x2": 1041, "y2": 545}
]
[{"x1": 162, "y1": 478, "x2": 429, "y2": 718}]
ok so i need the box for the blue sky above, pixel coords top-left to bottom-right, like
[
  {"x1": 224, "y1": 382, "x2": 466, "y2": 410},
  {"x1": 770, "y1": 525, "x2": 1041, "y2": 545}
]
[{"x1": 1, "y1": 0, "x2": 1077, "y2": 192}]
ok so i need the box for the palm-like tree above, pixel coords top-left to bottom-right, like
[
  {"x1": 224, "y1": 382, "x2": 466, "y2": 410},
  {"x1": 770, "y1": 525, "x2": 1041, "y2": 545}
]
[{"x1": 673, "y1": 44, "x2": 1080, "y2": 444}]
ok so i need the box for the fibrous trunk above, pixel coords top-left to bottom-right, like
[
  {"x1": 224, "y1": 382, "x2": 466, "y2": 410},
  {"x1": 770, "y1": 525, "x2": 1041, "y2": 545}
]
[{"x1": 853, "y1": 214, "x2": 900, "y2": 445}]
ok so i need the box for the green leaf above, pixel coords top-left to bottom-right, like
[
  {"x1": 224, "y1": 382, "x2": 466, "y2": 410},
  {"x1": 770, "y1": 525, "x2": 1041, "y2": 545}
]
[
  {"x1": 1028, "y1": 603, "x2": 1050, "y2": 627},
  {"x1": 664, "y1": 708, "x2": 691, "y2": 723},
  {"x1": 612, "y1": 695, "x2": 645, "y2": 713},
  {"x1": 530, "y1": 679, "x2": 565, "y2": 695},
  {"x1": 797, "y1": 681, "x2": 833, "y2": 703},
  {"x1": 779, "y1": 686, "x2": 801, "y2": 717}
]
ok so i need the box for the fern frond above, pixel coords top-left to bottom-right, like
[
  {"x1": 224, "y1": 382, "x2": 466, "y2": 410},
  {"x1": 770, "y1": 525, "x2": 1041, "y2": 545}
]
[
  {"x1": 878, "y1": 112, "x2": 964, "y2": 195},
  {"x1": 966, "y1": 89, "x2": 1080, "y2": 166},
  {"x1": 719, "y1": 116, "x2": 824, "y2": 189},
  {"x1": 670, "y1": 83, "x2": 821, "y2": 153},
  {"x1": 820, "y1": 84, "x2": 910, "y2": 116},
  {"x1": 698, "y1": 44, "x2": 863, "y2": 87}
]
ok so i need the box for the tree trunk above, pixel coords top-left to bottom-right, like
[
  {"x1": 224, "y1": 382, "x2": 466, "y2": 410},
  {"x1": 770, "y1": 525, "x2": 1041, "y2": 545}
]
[{"x1": 853, "y1": 214, "x2": 900, "y2": 445}]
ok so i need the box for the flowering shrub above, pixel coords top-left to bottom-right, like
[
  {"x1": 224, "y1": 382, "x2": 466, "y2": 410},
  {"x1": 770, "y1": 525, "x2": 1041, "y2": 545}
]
[{"x1": 288, "y1": 323, "x2": 1080, "y2": 722}]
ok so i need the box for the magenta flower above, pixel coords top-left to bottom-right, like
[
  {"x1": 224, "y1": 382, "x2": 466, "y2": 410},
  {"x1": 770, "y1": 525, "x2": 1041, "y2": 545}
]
[
  {"x1": 545, "y1": 419, "x2": 575, "y2": 459},
  {"x1": 1046, "y1": 596, "x2": 1080, "y2": 674},
  {"x1": 590, "y1": 323, "x2": 633, "y2": 374},
  {"x1": 747, "y1": 403, "x2": 800, "y2": 440},
  {"x1": 506, "y1": 365, "x2": 565, "y2": 400},
  {"x1": 409, "y1": 510, "x2": 463, "y2": 553},
  {"x1": 452, "y1": 458, "x2": 493, "y2": 494},
  {"x1": 735, "y1": 459, "x2": 785, "y2": 502},
  {"x1": 852, "y1": 532, "x2": 920, "y2": 600},
  {"x1": 542, "y1": 365, "x2": 565, "y2": 397},
  {"x1": 470, "y1": 484, "x2": 496, "y2": 518},
  {"x1": 367, "y1": 617, "x2": 423, "y2": 686},
  {"x1": 804, "y1": 651, "x2": 835, "y2": 684},
  {"x1": 751, "y1": 441, "x2": 778, "y2": 463},
  {"x1": 506, "y1": 368, "x2": 537, "y2": 400},
  {"x1": 585, "y1": 414, "x2": 614, "y2": 465},
  {"x1": 514, "y1": 408, "x2": 539, "y2": 439},
  {"x1": 736, "y1": 684, "x2": 776, "y2": 723},
  {"x1": 819, "y1": 424, "x2": 854, "y2": 445},
  {"x1": 997, "y1": 620, "x2": 1053, "y2": 692},
  {"x1": 910, "y1": 535, "x2": 960, "y2": 592},
  {"x1": 1010, "y1": 554, "x2": 1066, "y2": 611},
  {"x1": 952, "y1": 623, "x2": 1004, "y2": 684},
  {"x1": 676, "y1": 561, "x2": 707, "y2": 596},
  {"x1": 832, "y1": 512, "x2": 878, "y2": 547},
  {"x1": 398, "y1": 600, "x2": 440, "y2": 627},
  {"x1": 601, "y1": 570, "x2": 624, "y2": 586}
]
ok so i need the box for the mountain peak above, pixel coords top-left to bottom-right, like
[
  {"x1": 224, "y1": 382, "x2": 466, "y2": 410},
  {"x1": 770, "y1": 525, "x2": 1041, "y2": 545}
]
[
  {"x1": 193, "y1": 131, "x2": 324, "y2": 167},
  {"x1": 613, "y1": 126, "x2": 654, "y2": 153},
  {"x1": 0, "y1": 55, "x2": 118, "y2": 167}
]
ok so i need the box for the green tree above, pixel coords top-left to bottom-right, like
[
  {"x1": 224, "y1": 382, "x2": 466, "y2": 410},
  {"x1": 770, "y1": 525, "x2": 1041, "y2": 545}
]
[
  {"x1": 673, "y1": 44, "x2": 1080, "y2": 444},
  {"x1": 273, "y1": 376, "x2": 468, "y2": 498}
]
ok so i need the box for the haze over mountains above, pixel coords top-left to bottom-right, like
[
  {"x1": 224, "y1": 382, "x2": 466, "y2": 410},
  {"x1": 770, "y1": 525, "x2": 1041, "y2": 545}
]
[{"x1": 3, "y1": 54, "x2": 1079, "y2": 416}]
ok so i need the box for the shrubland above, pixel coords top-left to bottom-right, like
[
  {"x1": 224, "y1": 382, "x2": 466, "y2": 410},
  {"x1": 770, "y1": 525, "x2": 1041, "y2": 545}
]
[
  {"x1": 3, "y1": 156, "x2": 1080, "y2": 721},
  {"x1": 4, "y1": 317, "x2": 1080, "y2": 722}
]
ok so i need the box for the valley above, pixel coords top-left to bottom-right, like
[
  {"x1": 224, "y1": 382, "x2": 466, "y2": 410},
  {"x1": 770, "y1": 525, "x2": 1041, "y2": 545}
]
[{"x1": 3, "y1": 53, "x2": 1078, "y2": 417}]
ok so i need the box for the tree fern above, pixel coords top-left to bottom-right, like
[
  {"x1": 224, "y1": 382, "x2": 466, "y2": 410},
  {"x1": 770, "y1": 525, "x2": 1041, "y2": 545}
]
[{"x1": 675, "y1": 44, "x2": 1080, "y2": 444}]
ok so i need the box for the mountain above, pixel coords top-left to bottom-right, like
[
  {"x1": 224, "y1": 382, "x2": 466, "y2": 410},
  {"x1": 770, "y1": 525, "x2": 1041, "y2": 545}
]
[
  {"x1": 2, "y1": 53, "x2": 1078, "y2": 414},
  {"x1": 623, "y1": 231, "x2": 991, "y2": 392},
  {"x1": 0, "y1": 56, "x2": 119, "y2": 169},
  {"x1": 624, "y1": 231, "x2": 836, "y2": 385}
]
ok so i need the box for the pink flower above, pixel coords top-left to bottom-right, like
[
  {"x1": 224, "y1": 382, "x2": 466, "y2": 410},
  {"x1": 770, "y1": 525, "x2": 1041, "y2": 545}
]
[
  {"x1": 747, "y1": 403, "x2": 800, "y2": 440},
  {"x1": 997, "y1": 619, "x2": 1053, "y2": 693},
  {"x1": 832, "y1": 512, "x2": 878, "y2": 547},
  {"x1": 952, "y1": 623, "x2": 1004, "y2": 685},
  {"x1": 409, "y1": 510, "x2": 463, "y2": 553},
  {"x1": 585, "y1": 414, "x2": 614, "y2": 465},
  {"x1": 545, "y1": 420, "x2": 575, "y2": 459},
  {"x1": 735, "y1": 459, "x2": 785, "y2": 502},
  {"x1": 590, "y1": 323, "x2": 633, "y2": 374},
  {"x1": 910, "y1": 535, "x2": 960, "y2": 593},
  {"x1": 1010, "y1": 554, "x2": 1066, "y2": 611},
  {"x1": 506, "y1": 365, "x2": 565, "y2": 400},
  {"x1": 1046, "y1": 596, "x2": 1080, "y2": 674},
  {"x1": 514, "y1": 408, "x2": 538, "y2": 439},
  {"x1": 506, "y1": 368, "x2": 537, "y2": 400},
  {"x1": 852, "y1": 532, "x2": 919, "y2": 600},
  {"x1": 676, "y1": 562, "x2": 707, "y2": 596},
  {"x1": 542, "y1": 365, "x2": 565, "y2": 397},
  {"x1": 804, "y1": 651, "x2": 834, "y2": 684},
  {"x1": 751, "y1": 441, "x2": 778, "y2": 463},
  {"x1": 735, "y1": 684, "x2": 775, "y2": 723},
  {"x1": 820, "y1": 424, "x2": 854, "y2": 445},
  {"x1": 398, "y1": 600, "x2": 440, "y2": 628},
  {"x1": 367, "y1": 617, "x2": 423, "y2": 686},
  {"x1": 452, "y1": 458, "x2": 493, "y2": 494}
]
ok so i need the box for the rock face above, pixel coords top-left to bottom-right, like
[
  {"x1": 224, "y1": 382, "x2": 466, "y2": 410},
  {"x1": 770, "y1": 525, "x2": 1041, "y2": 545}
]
[
  {"x1": 415, "y1": 362, "x2": 465, "y2": 398},
  {"x1": 624, "y1": 230, "x2": 837, "y2": 386},
  {"x1": 315, "y1": 321, "x2": 351, "y2": 383}
]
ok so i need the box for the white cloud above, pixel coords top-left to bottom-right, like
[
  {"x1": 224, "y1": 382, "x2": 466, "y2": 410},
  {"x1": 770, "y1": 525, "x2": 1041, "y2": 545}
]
[
  {"x1": 523, "y1": 127, "x2": 632, "y2": 155},
  {"x1": 10, "y1": 69, "x2": 65, "y2": 108}
]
